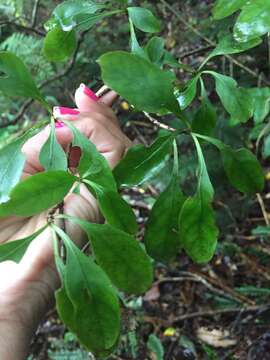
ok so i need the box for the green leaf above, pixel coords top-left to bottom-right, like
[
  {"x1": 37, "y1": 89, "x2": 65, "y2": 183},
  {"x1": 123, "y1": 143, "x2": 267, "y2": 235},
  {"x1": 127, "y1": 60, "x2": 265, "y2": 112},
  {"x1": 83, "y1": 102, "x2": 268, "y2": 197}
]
[
  {"x1": 193, "y1": 135, "x2": 214, "y2": 202},
  {"x1": 221, "y1": 147, "x2": 264, "y2": 194},
  {"x1": 52, "y1": 0, "x2": 105, "y2": 31},
  {"x1": 0, "y1": 226, "x2": 47, "y2": 262},
  {"x1": 53, "y1": 226, "x2": 120, "y2": 356},
  {"x1": 129, "y1": 19, "x2": 148, "y2": 59},
  {"x1": 0, "y1": 132, "x2": 30, "y2": 203},
  {"x1": 0, "y1": 51, "x2": 48, "y2": 109},
  {"x1": 85, "y1": 182, "x2": 138, "y2": 235},
  {"x1": 59, "y1": 218, "x2": 153, "y2": 294},
  {"x1": 248, "y1": 87, "x2": 270, "y2": 124},
  {"x1": 145, "y1": 175, "x2": 185, "y2": 263},
  {"x1": 200, "y1": 33, "x2": 261, "y2": 68},
  {"x1": 206, "y1": 71, "x2": 253, "y2": 124},
  {"x1": 127, "y1": 7, "x2": 161, "y2": 33},
  {"x1": 39, "y1": 120, "x2": 67, "y2": 171},
  {"x1": 43, "y1": 27, "x2": 76, "y2": 62},
  {"x1": 192, "y1": 81, "x2": 216, "y2": 136},
  {"x1": 145, "y1": 36, "x2": 165, "y2": 64},
  {"x1": 263, "y1": 134, "x2": 270, "y2": 160},
  {"x1": 193, "y1": 135, "x2": 265, "y2": 194},
  {"x1": 179, "y1": 195, "x2": 218, "y2": 263},
  {"x1": 98, "y1": 51, "x2": 179, "y2": 114},
  {"x1": 147, "y1": 334, "x2": 164, "y2": 360},
  {"x1": 63, "y1": 121, "x2": 117, "y2": 192},
  {"x1": 234, "y1": 0, "x2": 270, "y2": 42},
  {"x1": 0, "y1": 171, "x2": 76, "y2": 217},
  {"x1": 177, "y1": 75, "x2": 200, "y2": 110},
  {"x1": 212, "y1": 0, "x2": 248, "y2": 20},
  {"x1": 114, "y1": 134, "x2": 174, "y2": 187}
]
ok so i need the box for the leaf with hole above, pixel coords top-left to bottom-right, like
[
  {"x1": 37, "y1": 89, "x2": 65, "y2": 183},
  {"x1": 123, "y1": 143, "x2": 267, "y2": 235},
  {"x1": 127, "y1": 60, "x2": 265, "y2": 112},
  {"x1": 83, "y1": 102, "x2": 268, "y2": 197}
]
[
  {"x1": 0, "y1": 51, "x2": 48, "y2": 109},
  {"x1": 64, "y1": 121, "x2": 117, "y2": 192}
]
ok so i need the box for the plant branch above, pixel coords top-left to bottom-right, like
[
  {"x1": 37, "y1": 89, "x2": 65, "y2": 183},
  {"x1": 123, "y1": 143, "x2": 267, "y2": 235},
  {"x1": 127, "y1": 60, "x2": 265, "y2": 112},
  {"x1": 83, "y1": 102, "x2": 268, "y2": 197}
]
[
  {"x1": 161, "y1": 0, "x2": 270, "y2": 86},
  {"x1": 0, "y1": 30, "x2": 88, "y2": 129},
  {"x1": 0, "y1": 20, "x2": 45, "y2": 36},
  {"x1": 171, "y1": 304, "x2": 270, "y2": 324},
  {"x1": 143, "y1": 112, "x2": 176, "y2": 132}
]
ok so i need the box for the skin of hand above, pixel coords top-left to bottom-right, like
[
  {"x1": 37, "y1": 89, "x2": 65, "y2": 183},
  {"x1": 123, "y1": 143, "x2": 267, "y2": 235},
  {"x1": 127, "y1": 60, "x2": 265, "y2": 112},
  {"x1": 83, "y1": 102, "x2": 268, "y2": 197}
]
[{"x1": 0, "y1": 84, "x2": 131, "y2": 359}]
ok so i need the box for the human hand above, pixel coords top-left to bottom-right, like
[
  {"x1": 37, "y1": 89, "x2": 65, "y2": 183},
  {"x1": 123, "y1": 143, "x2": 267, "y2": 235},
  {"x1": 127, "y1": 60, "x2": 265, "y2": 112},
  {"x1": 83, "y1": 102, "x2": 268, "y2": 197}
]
[{"x1": 0, "y1": 84, "x2": 131, "y2": 359}]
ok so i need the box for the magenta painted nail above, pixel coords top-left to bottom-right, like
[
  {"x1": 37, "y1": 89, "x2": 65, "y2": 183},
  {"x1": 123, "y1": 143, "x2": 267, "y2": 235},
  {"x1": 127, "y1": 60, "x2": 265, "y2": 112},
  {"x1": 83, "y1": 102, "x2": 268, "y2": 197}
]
[
  {"x1": 55, "y1": 121, "x2": 65, "y2": 128},
  {"x1": 80, "y1": 83, "x2": 99, "y2": 101},
  {"x1": 53, "y1": 107, "x2": 80, "y2": 118}
]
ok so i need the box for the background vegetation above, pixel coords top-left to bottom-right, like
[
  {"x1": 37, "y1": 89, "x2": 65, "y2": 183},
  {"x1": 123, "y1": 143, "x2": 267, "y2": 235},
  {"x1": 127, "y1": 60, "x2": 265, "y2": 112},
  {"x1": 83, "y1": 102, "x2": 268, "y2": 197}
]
[{"x1": 0, "y1": 0, "x2": 270, "y2": 359}]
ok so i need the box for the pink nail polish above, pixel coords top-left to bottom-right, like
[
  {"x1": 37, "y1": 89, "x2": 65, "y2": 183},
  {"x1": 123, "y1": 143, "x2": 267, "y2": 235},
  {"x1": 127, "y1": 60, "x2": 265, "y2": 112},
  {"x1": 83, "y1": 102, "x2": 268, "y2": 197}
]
[
  {"x1": 55, "y1": 121, "x2": 65, "y2": 128},
  {"x1": 80, "y1": 83, "x2": 99, "y2": 102},
  {"x1": 53, "y1": 106, "x2": 80, "y2": 117}
]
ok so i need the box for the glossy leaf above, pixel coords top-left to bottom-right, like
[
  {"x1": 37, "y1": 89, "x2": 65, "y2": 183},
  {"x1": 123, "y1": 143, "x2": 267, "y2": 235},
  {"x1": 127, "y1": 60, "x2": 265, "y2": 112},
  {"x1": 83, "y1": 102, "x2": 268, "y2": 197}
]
[
  {"x1": 51, "y1": 0, "x2": 105, "y2": 31},
  {"x1": 194, "y1": 135, "x2": 265, "y2": 194},
  {"x1": 212, "y1": 0, "x2": 247, "y2": 20},
  {"x1": 145, "y1": 36, "x2": 165, "y2": 64},
  {"x1": 0, "y1": 226, "x2": 47, "y2": 262},
  {"x1": 221, "y1": 147, "x2": 264, "y2": 194},
  {"x1": 39, "y1": 121, "x2": 67, "y2": 171},
  {"x1": 127, "y1": 7, "x2": 161, "y2": 33},
  {"x1": 200, "y1": 33, "x2": 261, "y2": 68},
  {"x1": 192, "y1": 81, "x2": 216, "y2": 136},
  {"x1": 248, "y1": 87, "x2": 270, "y2": 124},
  {"x1": 0, "y1": 131, "x2": 31, "y2": 203},
  {"x1": 193, "y1": 135, "x2": 214, "y2": 202},
  {"x1": 207, "y1": 71, "x2": 253, "y2": 124},
  {"x1": 53, "y1": 226, "x2": 120, "y2": 356},
  {"x1": 60, "y1": 218, "x2": 153, "y2": 294},
  {"x1": 0, "y1": 51, "x2": 48, "y2": 108},
  {"x1": 234, "y1": 0, "x2": 270, "y2": 42},
  {"x1": 0, "y1": 171, "x2": 76, "y2": 217},
  {"x1": 179, "y1": 195, "x2": 218, "y2": 263},
  {"x1": 145, "y1": 175, "x2": 185, "y2": 262},
  {"x1": 86, "y1": 182, "x2": 138, "y2": 235},
  {"x1": 114, "y1": 134, "x2": 174, "y2": 187},
  {"x1": 43, "y1": 27, "x2": 76, "y2": 62},
  {"x1": 98, "y1": 51, "x2": 179, "y2": 113},
  {"x1": 177, "y1": 75, "x2": 200, "y2": 110},
  {"x1": 129, "y1": 19, "x2": 147, "y2": 59},
  {"x1": 64, "y1": 121, "x2": 117, "y2": 192}
]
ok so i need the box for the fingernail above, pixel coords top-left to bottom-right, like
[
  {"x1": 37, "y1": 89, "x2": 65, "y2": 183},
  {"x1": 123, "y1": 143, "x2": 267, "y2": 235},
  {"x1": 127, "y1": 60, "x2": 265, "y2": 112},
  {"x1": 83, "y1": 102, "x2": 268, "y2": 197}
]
[
  {"x1": 80, "y1": 83, "x2": 99, "y2": 102},
  {"x1": 53, "y1": 106, "x2": 80, "y2": 117},
  {"x1": 55, "y1": 121, "x2": 65, "y2": 128}
]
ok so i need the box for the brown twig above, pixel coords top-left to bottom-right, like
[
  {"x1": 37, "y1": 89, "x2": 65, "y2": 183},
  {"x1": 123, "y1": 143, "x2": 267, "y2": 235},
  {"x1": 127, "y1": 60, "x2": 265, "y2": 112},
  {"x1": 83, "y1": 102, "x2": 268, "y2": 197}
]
[
  {"x1": 172, "y1": 304, "x2": 270, "y2": 323},
  {"x1": 143, "y1": 112, "x2": 177, "y2": 132},
  {"x1": 256, "y1": 193, "x2": 270, "y2": 225},
  {"x1": 0, "y1": 20, "x2": 45, "y2": 36}
]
